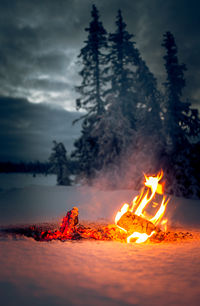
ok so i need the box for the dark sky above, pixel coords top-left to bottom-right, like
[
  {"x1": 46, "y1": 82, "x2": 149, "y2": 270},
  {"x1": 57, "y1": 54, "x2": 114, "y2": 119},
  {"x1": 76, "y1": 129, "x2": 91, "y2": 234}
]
[
  {"x1": 0, "y1": 96, "x2": 81, "y2": 161},
  {"x1": 0, "y1": 0, "x2": 200, "y2": 161}
]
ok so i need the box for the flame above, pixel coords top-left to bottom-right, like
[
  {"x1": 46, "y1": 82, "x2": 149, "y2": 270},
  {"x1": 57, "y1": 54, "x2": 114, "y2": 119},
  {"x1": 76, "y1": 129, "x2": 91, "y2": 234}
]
[
  {"x1": 115, "y1": 171, "x2": 170, "y2": 244},
  {"x1": 115, "y1": 203, "x2": 129, "y2": 225},
  {"x1": 127, "y1": 231, "x2": 156, "y2": 244}
]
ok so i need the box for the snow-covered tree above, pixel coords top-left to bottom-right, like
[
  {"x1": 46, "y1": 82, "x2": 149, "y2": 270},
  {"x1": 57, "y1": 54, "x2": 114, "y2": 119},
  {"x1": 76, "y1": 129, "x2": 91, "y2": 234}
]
[{"x1": 49, "y1": 141, "x2": 71, "y2": 185}]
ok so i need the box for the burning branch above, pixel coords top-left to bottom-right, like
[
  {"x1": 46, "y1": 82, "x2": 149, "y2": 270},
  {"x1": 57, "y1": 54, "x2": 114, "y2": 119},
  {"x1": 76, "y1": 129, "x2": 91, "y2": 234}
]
[{"x1": 117, "y1": 211, "x2": 157, "y2": 235}]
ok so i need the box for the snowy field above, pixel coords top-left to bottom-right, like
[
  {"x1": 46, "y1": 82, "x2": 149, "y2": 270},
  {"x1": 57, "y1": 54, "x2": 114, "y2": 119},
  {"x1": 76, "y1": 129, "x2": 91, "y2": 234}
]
[{"x1": 0, "y1": 174, "x2": 200, "y2": 306}]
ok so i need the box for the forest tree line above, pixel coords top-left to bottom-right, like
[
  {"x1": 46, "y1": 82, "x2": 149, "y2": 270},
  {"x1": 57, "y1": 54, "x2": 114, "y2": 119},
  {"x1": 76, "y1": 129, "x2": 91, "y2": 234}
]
[
  {"x1": 70, "y1": 5, "x2": 200, "y2": 198},
  {"x1": 0, "y1": 157, "x2": 78, "y2": 178},
  {"x1": 2, "y1": 5, "x2": 200, "y2": 198}
]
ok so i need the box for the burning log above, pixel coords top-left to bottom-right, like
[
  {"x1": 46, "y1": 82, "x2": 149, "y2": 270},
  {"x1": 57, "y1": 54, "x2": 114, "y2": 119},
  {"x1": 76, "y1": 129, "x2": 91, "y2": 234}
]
[
  {"x1": 60, "y1": 207, "x2": 79, "y2": 235},
  {"x1": 37, "y1": 207, "x2": 80, "y2": 241},
  {"x1": 114, "y1": 171, "x2": 171, "y2": 243},
  {"x1": 117, "y1": 211, "x2": 157, "y2": 236}
]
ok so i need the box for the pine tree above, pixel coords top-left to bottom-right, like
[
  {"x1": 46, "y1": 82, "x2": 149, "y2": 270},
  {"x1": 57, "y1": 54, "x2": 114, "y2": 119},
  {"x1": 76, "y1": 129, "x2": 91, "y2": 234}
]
[
  {"x1": 72, "y1": 5, "x2": 107, "y2": 179},
  {"x1": 132, "y1": 54, "x2": 165, "y2": 178},
  {"x1": 106, "y1": 10, "x2": 138, "y2": 129},
  {"x1": 72, "y1": 5, "x2": 108, "y2": 181},
  {"x1": 161, "y1": 31, "x2": 200, "y2": 197},
  {"x1": 106, "y1": 10, "x2": 164, "y2": 183},
  {"x1": 162, "y1": 31, "x2": 200, "y2": 150},
  {"x1": 107, "y1": 10, "x2": 163, "y2": 136},
  {"x1": 75, "y1": 4, "x2": 107, "y2": 116},
  {"x1": 49, "y1": 141, "x2": 71, "y2": 185},
  {"x1": 135, "y1": 58, "x2": 163, "y2": 137}
]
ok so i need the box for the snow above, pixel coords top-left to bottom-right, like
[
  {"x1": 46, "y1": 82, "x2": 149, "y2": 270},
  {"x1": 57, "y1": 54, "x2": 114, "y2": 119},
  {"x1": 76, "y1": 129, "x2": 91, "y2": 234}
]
[
  {"x1": 0, "y1": 174, "x2": 200, "y2": 305},
  {"x1": 1, "y1": 238, "x2": 200, "y2": 306}
]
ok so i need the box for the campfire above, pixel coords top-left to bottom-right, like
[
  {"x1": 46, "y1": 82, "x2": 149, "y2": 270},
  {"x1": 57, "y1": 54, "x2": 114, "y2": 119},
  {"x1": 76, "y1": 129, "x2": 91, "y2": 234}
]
[
  {"x1": 115, "y1": 171, "x2": 169, "y2": 243},
  {"x1": 3, "y1": 171, "x2": 193, "y2": 243},
  {"x1": 31, "y1": 171, "x2": 170, "y2": 243}
]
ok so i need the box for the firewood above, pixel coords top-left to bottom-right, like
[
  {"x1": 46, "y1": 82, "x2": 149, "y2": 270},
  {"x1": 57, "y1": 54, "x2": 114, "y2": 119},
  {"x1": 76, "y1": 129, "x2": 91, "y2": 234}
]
[
  {"x1": 59, "y1": 207, "x2": 79, "y2": 234},
  {"x1": 117, "y1": 211, "x2": 157, "y2": 235},
  {"x1": 3, "y1": 207, "x2": 193, "y2": 243}
]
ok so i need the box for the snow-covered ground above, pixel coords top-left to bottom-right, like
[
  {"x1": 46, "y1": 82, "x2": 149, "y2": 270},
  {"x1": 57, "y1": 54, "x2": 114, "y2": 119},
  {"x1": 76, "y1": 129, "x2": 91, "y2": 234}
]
[{"x1": 0, "y1": 174, "x2": 200, "y2": 305}]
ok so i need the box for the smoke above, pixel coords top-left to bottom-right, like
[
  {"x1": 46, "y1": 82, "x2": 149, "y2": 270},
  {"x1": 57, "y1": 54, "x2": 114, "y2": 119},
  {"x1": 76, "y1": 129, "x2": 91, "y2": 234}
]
[{"x1": 89, "y1": 134, "x2": 163, "y2": 191}]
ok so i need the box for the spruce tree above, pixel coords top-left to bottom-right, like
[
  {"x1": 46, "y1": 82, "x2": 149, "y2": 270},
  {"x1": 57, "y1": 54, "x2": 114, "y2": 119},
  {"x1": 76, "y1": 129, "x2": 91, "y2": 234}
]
[
  {"x1": 107, "y1": 10, "x2": 162, "y2": 136},
  {"x1": 75, "y1": 4, "x2": 107, "y2": 116},
  {"x1": 134, "y1": 58, "x2": 163, "y2": 137},
  {"x1": 107, "y1": 10, "x2": 164, "y2": 181},
  {"x1": 106, "y1": 10, "x2": 138, "y2": 129},
  {"x1": 72, "y1": 5, "x2": 107, "y2": 181},
  {"x1": 162, "y1": 31, "x2": 200, "y2": 150},
  {"x1": 133, "y1": 54, "x2": 165, "y2": 178},
  {"x1": 162, "y1": 31, "x2": 200, "y2": 197}
]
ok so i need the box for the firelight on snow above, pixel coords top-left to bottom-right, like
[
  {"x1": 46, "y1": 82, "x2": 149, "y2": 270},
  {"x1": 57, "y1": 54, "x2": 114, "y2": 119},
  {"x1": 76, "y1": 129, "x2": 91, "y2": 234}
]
[
  {"x1": 115, "y1": 171, "x2": 170, "y2": 243},
  {"x1": 3, "y1": 170, "x2": 194, "y2": 244}
]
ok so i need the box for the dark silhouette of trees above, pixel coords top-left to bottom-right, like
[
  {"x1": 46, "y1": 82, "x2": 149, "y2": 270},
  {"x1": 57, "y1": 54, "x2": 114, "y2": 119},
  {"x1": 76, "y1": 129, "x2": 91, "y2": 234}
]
[
  {"x1": 0, "y1": 161, "x2": 50, "y2": 175},
  {"x1": 72, "y1": 5, "x2": 108, "y2": 181},
  {"x1": 71, "y1": 7, "x2": 200, "y2": 197},
  {"x1": 107, "y1": 10, "x2": 162, "y2": 137},
  {"x1": 49, "y1": 141, "x2": 71, "y2": 185},
  {"x1": 161, "y1": 31, "x2": 200, "y2": 197},
  {"x1": 106, "y1": 10, "x2": 138, "y2": 129},
  {"x1": 134, "y1": 57, "x2": 163, "y2": 139},
  {"x1": 162, "y1": 31, "x2": 200, "y2": 150},
  {"x1": 75, "y1": 4, "x2": 107, "y2": 116},
  {"x1": 129, "y1": 31, "x2": 164, "y2": 177},
  {"x1": 89, "y1": 10, "x2": 164, "y2": 185}
]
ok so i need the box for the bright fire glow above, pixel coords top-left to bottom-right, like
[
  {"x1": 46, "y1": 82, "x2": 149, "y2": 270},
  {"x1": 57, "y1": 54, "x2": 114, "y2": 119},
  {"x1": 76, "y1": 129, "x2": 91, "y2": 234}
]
[
  {"x1": 127, "y1": 231, "x2": 156, "y2": 244},
  {"x1": 115, "y1": 171, "x2": 170, "y2": 244}
]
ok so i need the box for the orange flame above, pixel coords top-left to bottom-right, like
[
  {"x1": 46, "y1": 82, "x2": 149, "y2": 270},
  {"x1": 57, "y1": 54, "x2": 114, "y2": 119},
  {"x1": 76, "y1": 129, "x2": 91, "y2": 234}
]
[{"x1": 115, "y1": 171, "x2": 170, "y2": 243}]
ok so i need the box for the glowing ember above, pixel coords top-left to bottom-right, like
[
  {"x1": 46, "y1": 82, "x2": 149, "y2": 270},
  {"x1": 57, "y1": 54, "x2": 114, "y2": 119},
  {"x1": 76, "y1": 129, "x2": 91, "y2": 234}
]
[{"x1": 115, "y1": 171, "x2": 170, "y2": 243}]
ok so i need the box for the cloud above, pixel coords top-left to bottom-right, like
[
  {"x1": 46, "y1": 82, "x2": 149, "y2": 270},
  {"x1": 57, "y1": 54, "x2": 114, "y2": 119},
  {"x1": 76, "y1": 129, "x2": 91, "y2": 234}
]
[
  {"x1": 0, "y1": 0, "x2": 199, "y2": 110},
  {"x1": 0, "y1": 96, "x2": 81, "y2": 161},
  {"x1": 0, "y1": 0, "x2": 199, "y2": 162}
]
